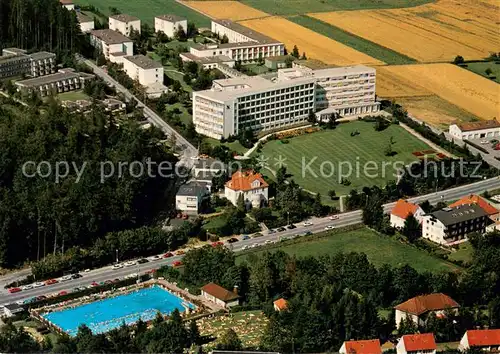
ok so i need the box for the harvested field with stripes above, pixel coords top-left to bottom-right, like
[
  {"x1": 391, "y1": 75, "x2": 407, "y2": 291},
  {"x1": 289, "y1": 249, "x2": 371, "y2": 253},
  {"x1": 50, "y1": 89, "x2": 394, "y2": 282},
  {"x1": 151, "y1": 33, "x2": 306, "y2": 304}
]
[
  {"x1": 181, "y1": 1, "x2": 269, "y2": 20},
  {"x1": 309, "y1": 0, "x2": 499, "y2": 62},
  {"x1": 239, "y1": 17, "x2": 384, "y2": 66}
]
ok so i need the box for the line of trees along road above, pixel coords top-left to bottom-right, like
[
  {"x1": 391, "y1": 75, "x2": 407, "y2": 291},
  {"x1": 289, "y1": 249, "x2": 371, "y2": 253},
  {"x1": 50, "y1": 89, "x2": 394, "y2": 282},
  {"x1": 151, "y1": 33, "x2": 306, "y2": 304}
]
[{"x1": 0, "y1": 96, "x2": 178, "y2": 268}]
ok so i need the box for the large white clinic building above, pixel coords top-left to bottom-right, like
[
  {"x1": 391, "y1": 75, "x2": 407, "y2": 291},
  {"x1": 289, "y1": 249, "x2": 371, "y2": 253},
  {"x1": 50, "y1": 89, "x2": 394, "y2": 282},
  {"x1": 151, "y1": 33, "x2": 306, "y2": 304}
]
[
  {"x1": 109, "y1": 14, "x2": 141, "y2": 37},
  {"x1": 89, "y1": 29, "x2": 133, "y2": 64},
  {"x1": 192, "y1": 65, "x2": 379, "y2": 139},
  {"x1": 155, "y1": 15, "x2": 187, "y2": 38}
]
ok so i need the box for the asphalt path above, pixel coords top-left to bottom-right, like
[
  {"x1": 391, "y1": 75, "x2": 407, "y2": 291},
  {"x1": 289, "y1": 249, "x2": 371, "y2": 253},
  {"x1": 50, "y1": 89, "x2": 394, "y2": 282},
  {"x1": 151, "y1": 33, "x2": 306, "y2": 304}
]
[{"x1": 1, "y1": 177, "x2": 499, "y2": 305}]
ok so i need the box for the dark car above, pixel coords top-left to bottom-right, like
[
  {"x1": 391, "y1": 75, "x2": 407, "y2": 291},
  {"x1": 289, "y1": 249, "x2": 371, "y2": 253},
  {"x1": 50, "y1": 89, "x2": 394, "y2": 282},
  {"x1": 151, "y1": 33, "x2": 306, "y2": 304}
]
[
  {"x1": 227, "y1": 237, "x2": 239, "y2": 243},
  {"x1": 71, "y1": 273, "x2": 82, "y2": 279},
  {"x1": 287, "y1": 224, "x2": 296, "y2": 229},
  {"x1": 268, "y1": 229, "x2": 276, "y2": 234},
  {"x1": 304, "y1": 230, "x2": 313, "y2": 236},
  {"x1": 137, "y1": 258, "x2": 149, "y2": 264},
  {"x1": 277, "y1": 227, "x2": 286, "y2": 232}
]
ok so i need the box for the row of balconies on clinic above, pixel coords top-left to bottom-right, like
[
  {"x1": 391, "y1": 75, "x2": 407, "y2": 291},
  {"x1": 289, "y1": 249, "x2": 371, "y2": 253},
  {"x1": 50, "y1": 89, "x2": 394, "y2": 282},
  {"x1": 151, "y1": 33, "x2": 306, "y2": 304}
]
[
  {"x1": 238, "y1": 101, "x2": 313, "y2": 116},
  {"x1": 238, "y1": 89, "x2": 314, "y2": 103},
  {"x1": 320, "y1": 81, "x2": 375, "y2": 89},
  {"x1": 194, "y1": 120, "x2": 224, "y2": 132},
  {"x1": 317, "y1": 92, "x2": 374, "y2": 100},
  {"x1": 239, "y1": 84, "x2": 315, "y2": 100},
  {"x1": 238, "y1": 110, "x2": 310, "y2": 124},
  {"x1": 239, "y1": 95, "x2": 314, "y2": 107},
  {"x1": 317, "y1": 74, "x2": 374, "y2": 82}
]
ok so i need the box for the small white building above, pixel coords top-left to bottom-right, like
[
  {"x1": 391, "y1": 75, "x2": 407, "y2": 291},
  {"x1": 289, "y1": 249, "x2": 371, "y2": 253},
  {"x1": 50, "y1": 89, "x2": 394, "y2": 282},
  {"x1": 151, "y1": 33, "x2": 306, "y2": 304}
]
[
  {"x1": 449, "y1": 119, "x2": 500, "y2": 140},
  {"x1": 390, "y1": 199, "x2": 425, "y2": 229},
  {"x1": 339, "y1": 339, "x2": 381, "y2": 354},
  {"x1": 394, "y1": 293, "x2": 459, "y2": 329},
  {"x1": 175, "y1": 181, "x2": 210, "y2": 215},
  {"x1": 422, "y1": 204, "x2": 489, "y2": 245},
  {"x1": 224, "y1": 170, "x2": 269, "y2": 208},
  {"x1": 192, "y1": 158, "x2": 226, "y2": 189},
  {"x1": 122, "y1": 54, "x2": 164, "y2": 86},
  {"x1": 89, "y1": 29, "x2": 133, "y2": 64},
  {"x1": 396, "y1": 333, "x2": 436, "y2": 354},
  {"x1": 459, "y1": 329, "x2": 500, "y2": 352},
  {"x1": 76, "y1": 12, "x2": 95, "y2": 33},
  {"x1": 155, "y1": 15, "x2": 187, "y2": 38},
  {"x1": 109, "y1": 14, "x2": 141, "y2": 37},
  {"x1": 2, "y1": 303, "x2": 24, "y2": 318},
  {"x1": 59, "y1": 0, "x2": 74, "y2": 10},
  {"x1": 200, "y1": 282, "x2": 239, "y2": 308}
]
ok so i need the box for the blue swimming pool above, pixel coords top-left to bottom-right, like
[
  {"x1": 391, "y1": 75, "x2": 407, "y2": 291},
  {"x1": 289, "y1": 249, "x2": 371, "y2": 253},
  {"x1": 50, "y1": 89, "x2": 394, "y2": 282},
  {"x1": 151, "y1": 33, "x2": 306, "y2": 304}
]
[{"x1": 42, "y1": 286, "x2": 194, "y2": 336}]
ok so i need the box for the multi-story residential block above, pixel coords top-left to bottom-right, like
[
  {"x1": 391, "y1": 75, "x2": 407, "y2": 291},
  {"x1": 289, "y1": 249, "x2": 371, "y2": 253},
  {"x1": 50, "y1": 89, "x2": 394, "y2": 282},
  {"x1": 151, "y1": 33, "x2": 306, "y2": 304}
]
[
  {"x1": 89, "y1": 29, "x2": 133, "y2": 64},
  {"x1": 278, "y1": 65, "x2": 380, "y2": 118},
  {"x1": 122, "y1": 55, "x2": 168, "y2": 98},
  {"x1": 449, "y1": 119, "x2": 500, "y2": 140},
  {"x1": 0, "y1": 52, "x2": 30, "y2": 79},
  {"x1": 224, "y1": 170, "x2": 269, "y2": 208},
  {"x1": 109, "y1": 14, "x2": 141, "y2": 37},
  {"x1": 28, "y1": 52, "x2": 56, "y2": 77},
  {"x1": 184, "y1": 20, "x2": 284, "y2": 64},
  {"x1": 422, "y1": 204, "x2": 489, "y2": 245},
  {"x1": 15, "y1": 68, "x2": 94, "y2": 97},
  {"x1": 76, "y1": 12, "x2": 95, "y2": 33},
  {"x1": 154, "y1": 15, "x2": 187, "y2": 38},
  {"x1": 59, "y1": 0, "x2": 74, "y2": 10},
  {"x1": 193, "y1": 75, "x2": 316, "y2": 139}
]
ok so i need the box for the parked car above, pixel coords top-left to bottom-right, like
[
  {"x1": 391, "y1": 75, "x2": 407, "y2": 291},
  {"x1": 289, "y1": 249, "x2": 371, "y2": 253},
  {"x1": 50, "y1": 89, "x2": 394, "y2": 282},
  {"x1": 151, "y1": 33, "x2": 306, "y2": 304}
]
[
  {"x1": 163, "y1": 252, "x2": 174, "y2": 258},
  {"x1": 175, "y1": 250, "x2": 185, "y2": 255},
  {"x1": 172, "y1": 261, "x2": 182, "y2": 267},
  {"x1": 227, "y1": 237, "x2": 239, "y2": 243},
  {"x1": 71, "y1": 273, "x2": 82, "y2": 279},
  {"x1": 303, "y1": 222, "x2": 313, "y2": 226},
  {"x1": 211, "y1": 241, "x2": 223, "y2": 247},
  {"x1": 8, "y1": 287, "x2": 21, "y2": 294},
  {"x1": 242, "y1": 235, "x2": 251, "y2": 240},
  {"x1": 148, "y1": 255, "x2": 161, "y2": 261},
  {"x1": 324, "y1": 225, "x2": 335, "y2": 230},
  {"x1": 277, "y1": 227, "x2": 286, "y2": 232},
  {"x1": 480, "y1": 140, "x2": 489, "y2": 144},
  {"x1": 242, "y1": 245, "x2": 249, "y2": 250},
  {"x1": 304, "y1": 230, "x2": 313, "y2": 236},
  {"x1": 137, "y1": 258, "x2": 149, "y2": 264},
  {"x1": 111, "y1": 264, "x2": 123, "y2": 270},
  {"x1": 329, "y1": 215, "x2": 339, "y2": 220},
  {"x1": 124, "y1": 261, "x2": 136, "y2": 267},
  {"x1": 90, "y1": 281, "x2": 99, "y2": 287},
  {"x1": 104, "y1": 280, "x2": 113, "y2": 285},
  {"x1": 265, "y1": 240, "x2": 273, "y2": 244},
  {"x1": 21, "y1": 284, "x2": 33, "y2": 290},
  {"x1": 36, "y1": 295, "x2": 46, "y2": 301},
  {"x1": 58, "y1": 291, "x2": 68, "y2": 296},
  {"x1": 60, "y1": 275, "x2": 72, "y2": 281},
  {"x1": 253, "y1": 232, "x2": 264, "y2": 237},
  {"x1": 45, "y1": 279, "x2": 58, "y2": 285},
  {"x1": 33, "y1": 282, "x2": 45, "y2": 288},
  {"x1": 267, "y1": 229, "x2": 276, "y2": 234},
  {"x1": 287, "y1": 224, "x2": 296, "y2": 229}
]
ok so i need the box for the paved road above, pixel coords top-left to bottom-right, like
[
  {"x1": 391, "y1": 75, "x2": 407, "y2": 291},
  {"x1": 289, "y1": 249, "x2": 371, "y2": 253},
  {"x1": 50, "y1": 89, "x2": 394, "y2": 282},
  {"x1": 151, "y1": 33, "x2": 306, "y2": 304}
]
[
  {"x1": 2, "y1": 176, "x2": 499, "y2": 305},
  {"x1": 80, "y1": 58, "x2": 198, "y2": 166}
]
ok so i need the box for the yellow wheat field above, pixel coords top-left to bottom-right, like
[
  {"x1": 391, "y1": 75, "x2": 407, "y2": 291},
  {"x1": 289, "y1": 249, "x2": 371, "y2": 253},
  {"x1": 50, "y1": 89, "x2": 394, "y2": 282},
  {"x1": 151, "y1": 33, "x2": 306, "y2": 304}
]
[
  {"x1": 377, "y1": 64, "x2": 499, "y2": 120},
  {"x1": 182, "y1": 1, "x2": 269, "y2": 21},
  {"x1": 310, "y1": 0, "x2": 499, "y2": 62},
  {"x1": 239, "y1": 17, "x2": 384, "y2": 66}
]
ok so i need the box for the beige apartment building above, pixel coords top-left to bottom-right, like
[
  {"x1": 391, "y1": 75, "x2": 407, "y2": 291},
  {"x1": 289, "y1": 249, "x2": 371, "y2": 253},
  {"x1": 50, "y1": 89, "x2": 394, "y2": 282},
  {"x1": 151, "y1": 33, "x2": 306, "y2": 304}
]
[
  {"x1": 0, "y1": 48, "x2": 55, "y2": 79},
  {"x1": 76, "y1": 12, "x2": 95, "y2": 33},
  {"x1": 15, "y1": 68, "x2": 94, "y2": 97},
  {"x1": 123, "y1": 55, "x2": 163, "y2": 86},
  {"x1": 155, "y1": 15, "x2": 187, "y2": 38},
  {"x1": 109, "y1": 14, "x2": 141, "y2": 37},
  {"x1": 89, "y1": 29, "x2": 133, "y2": 64}
]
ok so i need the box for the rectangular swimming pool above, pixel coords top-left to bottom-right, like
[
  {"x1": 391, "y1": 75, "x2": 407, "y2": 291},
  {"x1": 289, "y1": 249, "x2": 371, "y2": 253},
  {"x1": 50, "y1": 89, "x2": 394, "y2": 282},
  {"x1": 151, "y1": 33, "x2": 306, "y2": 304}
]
[{"x1": 42, "y1": 286, "x2": 194, "y2": 336}]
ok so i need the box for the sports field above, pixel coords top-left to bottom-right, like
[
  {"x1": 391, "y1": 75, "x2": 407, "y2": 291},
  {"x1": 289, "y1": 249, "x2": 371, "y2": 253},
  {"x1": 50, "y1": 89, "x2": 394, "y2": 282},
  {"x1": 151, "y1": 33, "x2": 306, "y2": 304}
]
[
  {"x1": 182, "y1": 1, "x2": 269, "y2": 20},
  {"x1": 257, "y1": 121, "x2": 430, "y2": 196},
  {"x1": 239, "y1": 17, "x2": 384, "y2": 66},
  {"x1": 376, "y1": 64, "x2": 499, "y2": 121},
  {"x1": 76, "y1": 0, "x2": 211, "y2": 26},
  {"x1": 237, "y1": 227, "x2": 461, "y2": 273},
  {"x1": 240, "y1": 0, "x2": 433, "y2": 16},
  {"x1": 309, "y1": 0, "x2": 499, "y2": 62}
]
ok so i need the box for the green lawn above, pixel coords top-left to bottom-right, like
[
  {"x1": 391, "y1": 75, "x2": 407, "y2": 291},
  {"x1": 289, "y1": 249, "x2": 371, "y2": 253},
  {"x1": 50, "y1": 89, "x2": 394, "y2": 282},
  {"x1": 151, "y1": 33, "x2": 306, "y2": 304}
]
[
  {"x1": 76, "y1": 0, "x2": 210, "y2": 27},
  {"x1": 289, "y1": 15, "x2": 416, "y2": 65},
  {"x1": 257, "y1": 121, "x2": 430, "y2": 196},
  {"x1": 241, "y1": 0, "x2": 433, "y2": 16},
  {"x1": 237, "y1": 227, "x2": 462, "y2": 273},
  {"x1": 57, "y1": 90, "x2": 90, "y2": 101},
  {"x1": 205, "y1": 138, "x2": 248, "y2": 155},
  {"x1": 463, "y1": 62, "x2": 500, "y2": 84},
  {"x1": 448, "y1": 242, "x2": 474, "y2": 264}
]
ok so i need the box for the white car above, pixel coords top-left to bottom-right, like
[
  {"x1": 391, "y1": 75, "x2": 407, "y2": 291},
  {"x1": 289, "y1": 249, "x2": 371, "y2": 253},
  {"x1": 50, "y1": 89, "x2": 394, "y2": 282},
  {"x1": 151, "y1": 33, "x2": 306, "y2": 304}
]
[
  {"x1": 21, "y1": 284, "x2": 33, "y2": 290},
  {"x1": 252, "y1": 244, "x2": 259, "y2": 248},
  {"x1": 16, "y1": 300, "x2": 24, "y2": 305},
  {"x1": 148, "y1": 255, "x2": 161, "y2": 261},
  {"x1": 60, "y1": 275, "x2": 72, "y2": 282},
  {"x1": 265, "y1": 240, "x2": 272, "y2": 244},
  {"x1": 329, "y1": 215, "x2": 339, "y2": 220},
  {"x1": 242, "y1": 245, "x2": 249, "y2": 250},
  {"x1": 324, "y1": 225, "x2": 335, "y2": 231},
  {"x1": 480, "y1": 140, "x2": 489, "y2": 144},
  {"x1": 112, "y1": 264, "x2": 123, "y2": 270},
  {"x1": 303, "y1": 222, "x2": 313, "y2": 226},
  {"x1": 124, "y1": 261, "x2": 136, "y2": 267},
  {"x1": 33, "y1": 282, "x2": 45, "y2": 288}
]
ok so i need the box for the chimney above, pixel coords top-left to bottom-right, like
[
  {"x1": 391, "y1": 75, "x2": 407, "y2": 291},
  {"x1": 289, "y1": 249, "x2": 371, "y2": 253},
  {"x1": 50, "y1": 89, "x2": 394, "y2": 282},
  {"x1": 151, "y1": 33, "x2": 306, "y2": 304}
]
[{"x1": 233, "y1": 285, "x2": 238, "y2": 295}]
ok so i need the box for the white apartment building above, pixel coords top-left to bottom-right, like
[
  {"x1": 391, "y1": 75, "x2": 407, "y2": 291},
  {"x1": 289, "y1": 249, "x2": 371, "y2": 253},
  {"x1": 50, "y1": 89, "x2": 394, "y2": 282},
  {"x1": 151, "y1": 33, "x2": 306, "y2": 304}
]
[
  {"x1": 89, "y1": 29, "x2": 133, "y2": 64},
  {"x1": 76, "y1": 12, "x2": 95, "y2": 33},
  {"x1": 0, "y1": 49, "x2": 56, "y2": 79},
  {"x1": 449, "y1": 119, "x2": 500, "y2": 140},
  {"x1": 155, "y1": 15, "x2": 187, "y2": 38},
  {"x1": 278, "y1": 65, "x2": 380, "y2": 118},
  {"x1": 28, "y1": 52, "x2": 56, "y2": 77},
  {"x1": 422, "y1": 204, "x2": 489, "y2": 245},
  {"x1": 109, "y1": 14, "x2": 141, "y2": 37},
  {"x1": 193, "y1": 75, "x2": 316, "y2": 139},
  {"x1": 185, "y1": 20, "x2": 284, "y2": 64},
  {"x1": 122, "y1": 55, "x2": 163, "y2": 86}
]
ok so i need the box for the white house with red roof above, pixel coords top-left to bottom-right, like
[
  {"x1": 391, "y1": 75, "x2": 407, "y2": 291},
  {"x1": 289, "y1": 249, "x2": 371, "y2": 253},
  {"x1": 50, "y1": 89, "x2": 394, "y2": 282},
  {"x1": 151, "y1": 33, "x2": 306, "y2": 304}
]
[
  {"x1": 394, "y1": 293, "x2": 459, "y2": 328},
  {"x1": 339, "y1": 339, "x2": 381, "y2": 354},
  {"x1": 224, "y1": 170, "x2": 269, "y2": 208},
  {"x1": 390, "y1": 199, "x2": 425, "y2": 229},
  {"x1": 396, "y1": 333, "x2": 436, "y2": 354},
  {"x1": 459, "y1": 329, "x2": 500, "y2": 352}
]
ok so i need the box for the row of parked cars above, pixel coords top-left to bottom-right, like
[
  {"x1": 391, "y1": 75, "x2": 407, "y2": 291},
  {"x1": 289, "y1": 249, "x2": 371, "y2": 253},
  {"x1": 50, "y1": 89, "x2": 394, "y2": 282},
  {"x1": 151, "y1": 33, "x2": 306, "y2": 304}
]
[{"x1": 8, "y1": 273, "x2": 82, "y2": 294}]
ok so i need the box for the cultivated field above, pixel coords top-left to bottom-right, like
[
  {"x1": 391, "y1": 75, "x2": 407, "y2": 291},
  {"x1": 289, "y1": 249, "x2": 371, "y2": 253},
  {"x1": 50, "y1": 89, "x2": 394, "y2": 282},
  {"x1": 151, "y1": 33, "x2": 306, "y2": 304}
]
[
  {"x1": 237, "y1": 227, "x2": 461, "y2": 273},
  {"x1": 256, "y1": 121, "x2": 430, "y2": 196},
  {"x1": 377, "y1": 64, "x2": 499, "y2": 121},
  {"x1": 239, "y1": 17, "x2": 384, "y2": 66},
  {"x1": 182, "y1": 1, "x2": 268, "y2": 20},
  {"x1": 309, "y1": 0, "x2": 499, "y2": 62}
]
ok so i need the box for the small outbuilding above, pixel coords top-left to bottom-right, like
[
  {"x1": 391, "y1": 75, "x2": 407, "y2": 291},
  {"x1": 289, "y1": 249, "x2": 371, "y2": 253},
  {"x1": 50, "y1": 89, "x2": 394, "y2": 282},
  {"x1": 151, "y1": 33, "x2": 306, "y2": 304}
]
[
  {"x1": 2, "y1": 303, "x2": 24, "y2": 318},
  {"x1": 200, "y1": 282, "x2": 240, "y2": 308}
]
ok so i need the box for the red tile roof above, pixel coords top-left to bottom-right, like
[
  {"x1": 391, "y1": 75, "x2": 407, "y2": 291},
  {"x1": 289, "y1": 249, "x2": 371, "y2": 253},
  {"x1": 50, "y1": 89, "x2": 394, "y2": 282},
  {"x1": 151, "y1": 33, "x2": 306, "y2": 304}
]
[
  {"x1": 200, "y1": 282, "x2": 239, "y2": 302},
  {"x1": 466, "y1": 329, "x2": 500, "y2": 347},
  {"x1": 391, "y1": 199, "x2": 420, "y2": 219},
  {"x1": 273, "y1": 298, "x2": 288, "y2": 311},
  {"x1": 225, "y1": 170, "x2": 268, "y2": 192},
  {"x1": 402, "y1": 333, "x2": 436, "y2": 352},
  {"x1": 60, "y1": 0, "x2": 74, "y2": 4},
  {"x1": 449, "y1": 194, "x2": 498, "y2": 216},
  {"x1": 343, "y1": 339, "x2": 381, "y2": 354},
  {"x1": 457, "y1": 119, "x2": 500, "y2": 132},
  {"x1": 395, "y1": 293, "x2": 459, "y2": 316}
]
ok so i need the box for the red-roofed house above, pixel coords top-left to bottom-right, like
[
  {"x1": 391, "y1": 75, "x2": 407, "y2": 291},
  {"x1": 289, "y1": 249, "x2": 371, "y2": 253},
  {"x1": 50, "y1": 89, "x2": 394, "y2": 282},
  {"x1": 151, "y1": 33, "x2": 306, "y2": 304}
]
[
  {"x1": 200, "y1": 282, "x2": 240, "y2": 308},
  {"x1": 273, "y1": 298, "x2": 288, "y2": 312},
  {"x1": 397, "y1": 333, "x2": 436, "y2": 354},
  {"x1": 449, "y1": 194, "x2": 499, "y2": 221},
  {"x1": 224, "y1": 170, "x2": 269, "y2": 208},
  {"x1": 459, "y1": 329, "x2": 500, "y2": 352},
  {"x1": 394, "y1": 293, "x2": 459, "y2": 328},
  {"x1": 390, "y1": 199, "x2": 425, "y2": 229},
  {"x1": 339, "y1": 339, "x2": 381, "y2": 354}
]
